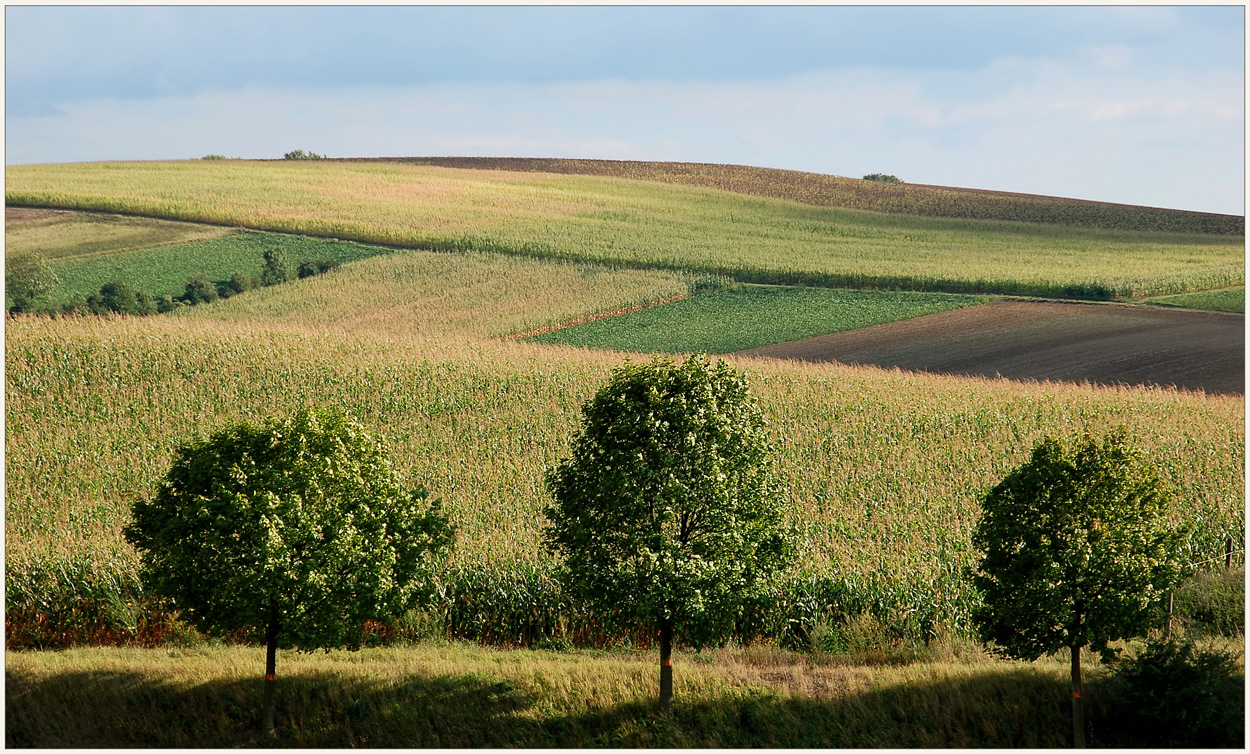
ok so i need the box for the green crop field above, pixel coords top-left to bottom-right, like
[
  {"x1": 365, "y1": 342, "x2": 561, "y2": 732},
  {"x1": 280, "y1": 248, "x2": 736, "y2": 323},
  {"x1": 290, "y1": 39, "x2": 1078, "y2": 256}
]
[
  {"x1": 528, "y1": 285, "x2": 989, "y2": 354},
  {"x1": 1148, "y1": 286, "x2": 1245, "y2": 314},
  {"x1": 37, "y1": 231, "x2": 392, "y2": 308},
  {"x1": 7, "y1": 160, "x2": 1243, "y2": 299}
]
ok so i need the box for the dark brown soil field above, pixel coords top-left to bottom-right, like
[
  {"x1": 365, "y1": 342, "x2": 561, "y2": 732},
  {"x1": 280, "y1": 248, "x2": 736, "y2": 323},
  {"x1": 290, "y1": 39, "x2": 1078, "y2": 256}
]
[{"x1": 738, "y1": 300, "x2": 1245, "y2": 395}]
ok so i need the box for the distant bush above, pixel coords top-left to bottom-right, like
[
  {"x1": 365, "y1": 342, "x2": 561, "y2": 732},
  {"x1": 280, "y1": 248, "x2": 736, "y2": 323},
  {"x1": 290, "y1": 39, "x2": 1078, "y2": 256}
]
[
  {"x1": 260, "y1": 248, "x2": 293, "y2": 285},
  {"x1": 297, "y1": 258, "x2": 341, "y2": 278},
  {"x1": 686, "y1": 273, "x2": 735, "y2": 296},
  {"x1": 87, "y1": 280, "x2": 157, "y2": 316},
  {"x1": 181, "y1": 275, "x2": 219, "y2": 305},
  {"x1": 284, "y1": 149, "x2": 325, "y2": 160},
  {"x1": 1098, "y1": 635, "x2": 1244, "y2": 748},
  {"x1": 862, "y1": 173, "x2": 902, "y2": 183},
  {"x1": 156, "y1": 295, "x2": 181, "y2": 313},
  {"x1": 201, "y1": 155, "x2": 227, "y2": 160},
  {"x1": 227, "y1": 271, "x2": 262, "y2": 295}
]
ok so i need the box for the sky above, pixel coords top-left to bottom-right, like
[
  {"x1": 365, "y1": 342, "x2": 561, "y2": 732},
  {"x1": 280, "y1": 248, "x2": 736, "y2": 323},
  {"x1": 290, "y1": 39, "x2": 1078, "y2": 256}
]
[{"x1": 4, "y1": 5, "x2": 1245, "y2": 214}]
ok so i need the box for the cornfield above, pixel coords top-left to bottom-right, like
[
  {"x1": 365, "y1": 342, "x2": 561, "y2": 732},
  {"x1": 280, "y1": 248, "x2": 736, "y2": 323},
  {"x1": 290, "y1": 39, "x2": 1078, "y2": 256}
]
[{"x1": 6, "y1": 160, "x2": 1243, "y2": 300}]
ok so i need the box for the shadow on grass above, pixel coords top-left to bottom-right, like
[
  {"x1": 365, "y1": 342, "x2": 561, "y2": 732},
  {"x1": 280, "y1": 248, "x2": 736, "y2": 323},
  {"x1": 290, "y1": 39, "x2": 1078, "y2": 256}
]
[
  {"x1": 5, "y1": 667, "x2": 539, "y2": 748},
  {"x1": 7, "y1": 661, "x2": 1239, "y2": 748}
]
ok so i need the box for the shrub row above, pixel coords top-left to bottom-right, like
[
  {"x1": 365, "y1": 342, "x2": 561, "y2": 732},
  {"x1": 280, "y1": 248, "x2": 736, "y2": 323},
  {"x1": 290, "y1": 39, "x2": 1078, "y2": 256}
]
[
  {"x1": 19, "y1": 249, "x2": 342, "y2": 318},
  {"x1": 7, "y1": 557, "x2": 1237, "y2": 653}
]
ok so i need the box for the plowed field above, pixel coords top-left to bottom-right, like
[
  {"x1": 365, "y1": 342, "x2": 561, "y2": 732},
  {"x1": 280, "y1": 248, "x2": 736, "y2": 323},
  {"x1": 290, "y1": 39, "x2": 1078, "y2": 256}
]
[{"x1": 738, "y1": 301, "x2": 1245, "y2": 395}]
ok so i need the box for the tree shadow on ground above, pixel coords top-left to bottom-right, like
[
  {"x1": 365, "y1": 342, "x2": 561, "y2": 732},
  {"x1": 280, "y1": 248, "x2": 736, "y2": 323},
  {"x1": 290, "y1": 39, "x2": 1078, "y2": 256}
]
[
  {"x1": 5, "y1": 667, "x2": 540, "y2": 748},
  {"x1": 7, "y1": 661, "x2": 1242, "y2": 748}
]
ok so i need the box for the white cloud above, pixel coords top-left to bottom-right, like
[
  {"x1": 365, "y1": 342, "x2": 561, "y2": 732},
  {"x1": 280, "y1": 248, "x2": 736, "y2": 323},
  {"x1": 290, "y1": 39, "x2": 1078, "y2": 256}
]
[{"x1": 6, "y1": 50, "x2": 1243, "y2": 214}]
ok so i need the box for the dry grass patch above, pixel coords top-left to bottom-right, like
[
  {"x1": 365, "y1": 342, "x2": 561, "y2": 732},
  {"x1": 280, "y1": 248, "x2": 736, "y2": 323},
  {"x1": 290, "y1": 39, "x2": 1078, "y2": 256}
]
[{"x1": 4, "y1": 208, "x2": 234, "y2": 261}]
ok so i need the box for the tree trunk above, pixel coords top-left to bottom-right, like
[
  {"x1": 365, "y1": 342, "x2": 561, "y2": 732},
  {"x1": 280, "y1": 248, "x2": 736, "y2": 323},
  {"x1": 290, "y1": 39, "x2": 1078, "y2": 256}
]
[
  {"x1": 1070, "y1": 643, "x2": 1084, "y2": 749},
  {"x1": 658, "y1": 619, "x2": 674, "y2": 715},
  {"x1": 262, "y1": 604, "x2": 279, "y2": 739}
]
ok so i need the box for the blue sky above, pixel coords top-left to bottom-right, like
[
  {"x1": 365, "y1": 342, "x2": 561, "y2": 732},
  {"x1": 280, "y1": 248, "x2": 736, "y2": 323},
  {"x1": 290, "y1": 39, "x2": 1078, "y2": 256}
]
[{"x1": 5, "y1": 6, "x2": 1244, "y2": 214}]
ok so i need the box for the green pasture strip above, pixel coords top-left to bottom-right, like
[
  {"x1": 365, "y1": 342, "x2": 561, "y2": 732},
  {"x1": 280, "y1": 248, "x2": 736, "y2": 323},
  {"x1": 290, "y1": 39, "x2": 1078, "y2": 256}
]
[
  {"x1": 6, "y1": 160, "x2": 1243, "y2": 299},
  {"x1": 5, "y1": 209, "x2": 234, "y2": 261},
  {"x1": 381, "y1": 156, "x2": 1246, "y2": 235},
  {"x1": 45, "y1": 231, "x2": 390, "y2": 305},
  {"x1": 7, "y1": 319, "x2": 1242, "y2": 641},
  {"x1": 1147, "y1": 286, "x2": 1245, "y2": 314},
  {"x1": 5, "y1": 644, "x2": 1121, "y2": 748},
  {"x1": 528, "y1": 286, "x2": 988, "y2": 354}
]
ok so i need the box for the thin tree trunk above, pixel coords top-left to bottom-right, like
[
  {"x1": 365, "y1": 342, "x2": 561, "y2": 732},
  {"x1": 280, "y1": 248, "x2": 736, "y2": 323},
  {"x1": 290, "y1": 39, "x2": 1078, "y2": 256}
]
[
  {"x1": 262, "y1": 604, "x2": 279, "y2": 739},
  {"x1": 1070, "y1": 643, "x2": 1084, "y2": 749},
  {"x1": 658, "y1": 619, "x2": 674, "y2": 715}
]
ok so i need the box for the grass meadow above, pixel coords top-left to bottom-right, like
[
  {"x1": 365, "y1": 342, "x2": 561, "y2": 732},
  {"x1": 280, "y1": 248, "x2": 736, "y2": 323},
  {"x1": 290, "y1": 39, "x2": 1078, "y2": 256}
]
[
  {"x1": 7, "y1": 638, "x2": 1204, "y2": 748},
  {"x1": 528, "y1": 285, "x2": 989, "y2": 353},
  {"x1": 6, "y1": 160, "x2": 1244, "y2": 299}
]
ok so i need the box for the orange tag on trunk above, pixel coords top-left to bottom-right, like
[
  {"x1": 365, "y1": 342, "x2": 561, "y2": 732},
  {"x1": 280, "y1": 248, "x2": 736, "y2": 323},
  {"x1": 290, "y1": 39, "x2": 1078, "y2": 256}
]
[
  {"x1": 1073, "y1": 691, "x2": 1081, "y2": 698},
  {"x1": 266, "y1": 674, "x2": 276, "y2": 682},
  {"x1": 661, "y1": 659, "x2": 672, "y2": 667}
]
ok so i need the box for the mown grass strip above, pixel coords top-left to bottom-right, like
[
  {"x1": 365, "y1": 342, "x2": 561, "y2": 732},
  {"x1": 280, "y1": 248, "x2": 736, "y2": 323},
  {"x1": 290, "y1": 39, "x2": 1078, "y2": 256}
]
[
  {"x1": 1147, "y1": 286, "x2": 1245, "y2": 314},
  {"x1": 4, "y1": 209, "x2": 235, "y2": 261},
  {"x1": 527, "y1": 285, "x2": 989, "y2": 354}
]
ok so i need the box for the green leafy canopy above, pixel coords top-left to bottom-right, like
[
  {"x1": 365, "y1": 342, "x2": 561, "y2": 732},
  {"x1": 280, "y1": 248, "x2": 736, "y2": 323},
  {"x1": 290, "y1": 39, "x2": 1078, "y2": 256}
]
[
  {"x1": 544, "y1": 354, "x2": 796, "y2": 648},
  {"x1": 124, "y1": 408, "x2": 455, "y2": 650},
  {"x1": 972, "y1": 430, "x2": 1186, "y2": 662}
]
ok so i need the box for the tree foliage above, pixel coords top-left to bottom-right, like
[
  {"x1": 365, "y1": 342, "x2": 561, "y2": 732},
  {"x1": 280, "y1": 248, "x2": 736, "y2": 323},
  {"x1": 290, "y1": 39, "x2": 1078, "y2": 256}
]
[
  {"x1": 124, "y1": 408, "x2": 455, "y2": 650},
  {"x1": 972, "y1": 430, "x2": 1185, "y2": 663},
  {"x1": 260, "y1": 247, "x2": 293, "y2": 286},
  {"x1": 862, "y1": 173, "x2": 902, "y2": 183},
  {"x1": 87, "y1": 280, "x2": 156, "y2": 316},
  {"x1": 181, "y1": 274, "x2": 220, "y2": 305},
  {"x1": 545, "y1": 354, "x2": 794, "y2": 709},
  {"x1": 6, "y1": 250, "x2": 61, "y2": 312}
]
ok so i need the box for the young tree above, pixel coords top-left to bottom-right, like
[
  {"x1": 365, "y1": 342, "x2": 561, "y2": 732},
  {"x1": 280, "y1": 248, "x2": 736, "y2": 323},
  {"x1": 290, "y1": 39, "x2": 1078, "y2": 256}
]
[
  {"x1": 124, "y1": 408, "x2": 455, "y2": 739},
  {"x1": 545, "y1": 354, "x2": 795, "y2": 713},
  {"x1": 6, "y1": 250, "x2": 61, "y2": 312},
  {"x1": 972, "y1": 430, "x2": 1185, "y2": 748},
  {"x1": 260, "y1": 248, "x2": 293, "y2": 286}
]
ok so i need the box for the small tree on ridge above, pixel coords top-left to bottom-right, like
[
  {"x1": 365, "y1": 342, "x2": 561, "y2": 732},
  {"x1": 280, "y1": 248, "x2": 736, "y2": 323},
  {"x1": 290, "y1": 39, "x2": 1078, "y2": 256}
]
[
  {"x1": 545, "y1": 354, "x2": 795, "y2": 713},
  {"x1": 972, "y1": 430, "x2": 1185, "y2": 748},
  {"x1": 124, "y1": 408, "x2": 455, "y2": 738}
]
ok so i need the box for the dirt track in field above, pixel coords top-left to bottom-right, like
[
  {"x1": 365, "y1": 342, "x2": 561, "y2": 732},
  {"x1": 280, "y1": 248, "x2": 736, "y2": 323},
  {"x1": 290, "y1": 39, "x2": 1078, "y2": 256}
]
[
  {"x1": 737, "y1": 300, "x2": 1245, "y2": 395},
  {"x1": 5, "y1": 208, "x2": 72, "y2": 227}
]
